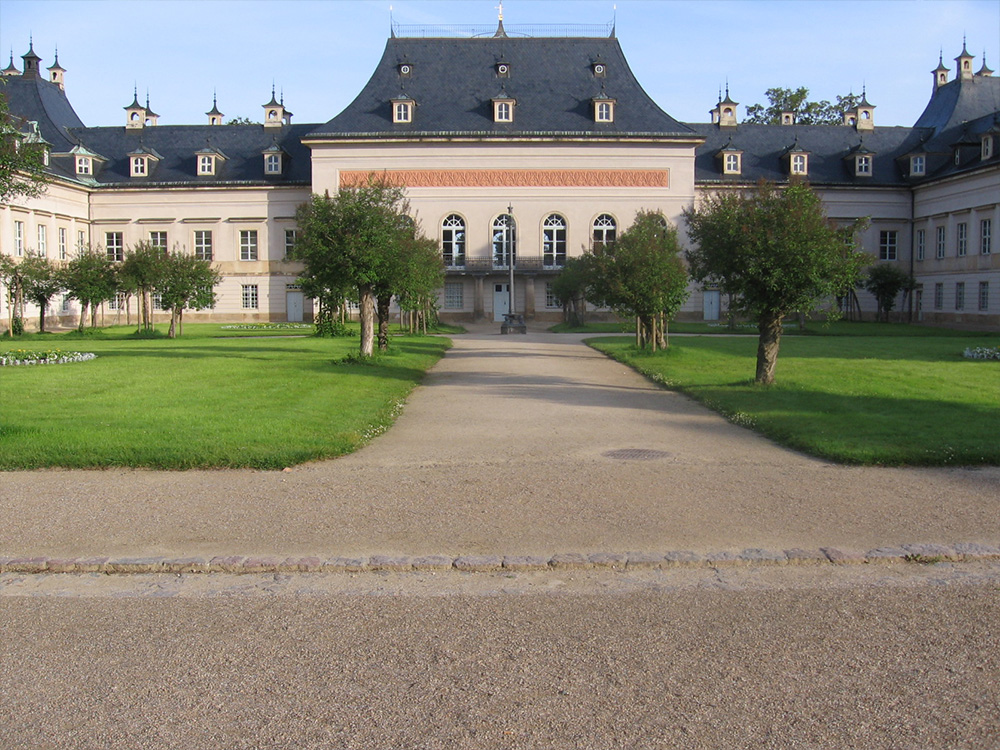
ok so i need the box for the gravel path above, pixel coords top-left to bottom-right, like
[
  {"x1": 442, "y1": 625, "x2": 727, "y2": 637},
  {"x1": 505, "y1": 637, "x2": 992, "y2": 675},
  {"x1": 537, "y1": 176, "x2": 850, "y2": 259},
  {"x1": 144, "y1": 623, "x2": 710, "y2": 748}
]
[{"x1": 2, "y1": 326, "x2": 998, "y2": 562}]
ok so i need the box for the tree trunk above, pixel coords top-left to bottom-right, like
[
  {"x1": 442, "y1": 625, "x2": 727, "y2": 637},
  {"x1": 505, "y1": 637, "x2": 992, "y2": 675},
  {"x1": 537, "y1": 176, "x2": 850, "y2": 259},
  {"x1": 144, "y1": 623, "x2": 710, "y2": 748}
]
[
  {"x1": 91, "y1": 303, "x2": 98, "y2": 329},
  {"x1": 661, "y1": 312, "x2": 669, "y2": 349},
  {"x1": 168, "y1": 308, "x2": 178, "y2": 338},
  {"x1": 376, "y1": 293, "x2": 391, "y2": 352},
  {"x1": 78, "y1": 301, "x2": 87, "y2": 332},
  {"x1": 358, "y1": 284, "x2": 375, "y2": 358},
  {"x1": 38, "y1": 302, "x2": 46, "y2": 333},
  {"x1": 755, "y1": 313, "x2": 783, "y2": 385}
]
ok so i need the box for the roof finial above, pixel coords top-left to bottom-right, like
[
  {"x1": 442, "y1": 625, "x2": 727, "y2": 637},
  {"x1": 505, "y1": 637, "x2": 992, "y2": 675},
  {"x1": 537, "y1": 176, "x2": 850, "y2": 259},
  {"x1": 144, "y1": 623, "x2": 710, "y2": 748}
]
[
  {"x1": 496, "y1": 1, "x2": 503, "y2": 21},
  {"x1": 280, "y1": 87, "x2": 284, "y2": 106}
]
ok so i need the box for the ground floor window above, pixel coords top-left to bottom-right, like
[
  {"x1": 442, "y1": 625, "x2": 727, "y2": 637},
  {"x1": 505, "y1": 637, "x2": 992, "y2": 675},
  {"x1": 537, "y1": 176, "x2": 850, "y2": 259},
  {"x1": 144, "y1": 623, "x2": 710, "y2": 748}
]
[
  {"x1": 916, "y1": 229, "x2": 925, "y2": 261},
  {"x1": 979, "y1": 281, "x2": 990, "y2": 311},
  {"x1": 152, "y1": 293, "x2": 165, "y2": 311},
  {"x1": 242, "y1": 284, "x2": 259, "y2": 309},
  {"x1": 879, "y1": 230, "x2": 898, "y2": 261},
  {"x1": 955, "y1": 282, "x2": 965, "y2": 311},
  {"x1": 443, "y1": 282, "x2": 463, "y2": 309},
  {"x1": 934, "y1": 283, "x2": 943, "y2": 310},
  {"x1": 545, "y1": 283, "x2": 560, "y2": 308}
]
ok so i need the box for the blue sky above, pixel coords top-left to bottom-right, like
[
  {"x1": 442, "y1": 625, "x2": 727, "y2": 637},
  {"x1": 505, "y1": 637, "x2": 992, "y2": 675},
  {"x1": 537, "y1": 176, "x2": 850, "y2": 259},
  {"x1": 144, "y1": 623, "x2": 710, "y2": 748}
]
[{"x1": 2, "y1": 0, "x2": 997, "y2": 128}]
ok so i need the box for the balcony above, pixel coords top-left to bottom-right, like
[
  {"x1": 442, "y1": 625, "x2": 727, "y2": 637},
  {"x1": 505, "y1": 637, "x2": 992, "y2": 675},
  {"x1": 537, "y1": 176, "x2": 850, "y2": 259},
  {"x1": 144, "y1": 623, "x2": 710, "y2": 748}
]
[{"x1": 446, "y1": 255, "x2": 565, "y2": 274}]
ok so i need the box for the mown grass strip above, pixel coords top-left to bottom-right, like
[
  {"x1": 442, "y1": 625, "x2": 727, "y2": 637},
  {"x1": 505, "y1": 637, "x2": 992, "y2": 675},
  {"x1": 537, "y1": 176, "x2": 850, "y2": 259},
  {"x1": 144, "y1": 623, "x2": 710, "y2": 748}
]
[
  {"x1": 0, "y1": 325, "x2": 450, "y2": 470},
  {"x1": 590, "y1": 335, "x2": 1000, "y2": 467}
]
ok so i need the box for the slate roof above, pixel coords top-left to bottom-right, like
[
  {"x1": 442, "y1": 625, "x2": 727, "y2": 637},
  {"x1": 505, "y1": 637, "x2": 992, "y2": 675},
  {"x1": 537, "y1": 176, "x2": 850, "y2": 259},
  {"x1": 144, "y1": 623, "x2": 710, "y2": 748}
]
[
  {"x1": 2, "y1": 70, "x2": 85, "y2": 152},
  {"x1": 307, "y1": 35, "x2": 696, "y2": 140},
  {"x1": 62, "y1": 123, "x2": 314, "y2": 186}
]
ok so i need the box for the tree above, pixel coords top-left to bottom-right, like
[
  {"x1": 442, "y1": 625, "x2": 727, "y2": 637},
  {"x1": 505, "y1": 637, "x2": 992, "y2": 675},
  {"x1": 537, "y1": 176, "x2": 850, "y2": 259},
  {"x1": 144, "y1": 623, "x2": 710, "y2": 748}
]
[
  {"x1": 0, "y1": 89, "x2": 48, "y2": 203},
  {"x1": 551, "y1": 257, "x2": 591, "y2": 328},
  {"x1": 225, "y1": 116, "x2": 260, "y2": 126},
  {"x1": 684, "y1": 182, "x2": 868, "y2": 384},
  {"x1": 584, "y1": 211, "x2": 689, "y2": 351},
  {"x1": 745, "y1": 87, "x2": 860, "y2": 125},
  {"x1": 61, "y1": 247, "x2": 117, "y2": 330},
  {"x1": 390, "y1": 229, "x2": 444, "y2": 338},
  {"x1": 0, "y1": 252, "x2": 26, "y2": 336},
  {"x1": 119, "y1": 241, "x2": 168, "y2": 333},
  {"x1": 863, "y1": 264, "x2": 916, "y2": 323},
  {"x1": 20, "y1": 253, "x2": 64, "y2": 332},
  {"x1": 158, "y1": 251, "x2": 222, "y2": 338},
  {"x1": 292, "y1": 179, "x2": 416, "y2": 358}
]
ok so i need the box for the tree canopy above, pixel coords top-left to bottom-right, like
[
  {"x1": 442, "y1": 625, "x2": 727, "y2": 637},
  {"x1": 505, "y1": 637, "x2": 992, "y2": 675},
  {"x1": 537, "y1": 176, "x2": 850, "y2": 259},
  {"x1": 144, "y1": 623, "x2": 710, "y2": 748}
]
[
  {"x1": 61, "y1": 247, "x2": 117, "y2": 331},
  {"x1": 20, "y1": 253, "x2": 63, "y2": 332},
  {"x1": 158, "y1": 251, "x2": 221, "y2": 338},
  {"x1": 684, "y1": 182, "x2": 868, "y2": 384},
  {"x1": 863, "y1": 264, "x2": 916, "y2": 323},
  {"x1": 744, "y1": 87, "x2": 861, "y2": 125}
]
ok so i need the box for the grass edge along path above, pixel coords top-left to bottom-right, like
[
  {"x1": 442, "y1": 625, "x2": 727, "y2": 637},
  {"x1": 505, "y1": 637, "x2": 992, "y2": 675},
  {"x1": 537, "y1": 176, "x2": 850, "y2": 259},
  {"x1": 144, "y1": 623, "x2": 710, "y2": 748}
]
[
  {"x1": 589, "y1": 335, "x2": 999, "y2": 467},
  {"x1": 0, "y1": 326, "x2": 451, "y2": 471}
]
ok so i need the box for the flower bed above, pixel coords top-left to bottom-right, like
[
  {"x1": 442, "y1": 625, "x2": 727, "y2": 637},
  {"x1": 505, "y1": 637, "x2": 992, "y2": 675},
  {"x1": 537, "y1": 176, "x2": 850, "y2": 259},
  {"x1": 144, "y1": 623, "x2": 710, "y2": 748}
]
[
  {"x1": 963, "y1": 346, "x2": 1000, "y2": 361},
  {"x1": 220, "y1": 323, "x2": 313, "y2": 331},
  {"x1": 0, "y1": 349, "x2": 97, "y2": 366}
]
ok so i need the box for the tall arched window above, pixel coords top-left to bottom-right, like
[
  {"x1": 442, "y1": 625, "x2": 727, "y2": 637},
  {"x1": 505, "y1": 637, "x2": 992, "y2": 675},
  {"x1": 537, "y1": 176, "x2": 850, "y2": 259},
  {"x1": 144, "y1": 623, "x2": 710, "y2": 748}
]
[
  {"x1": 593, "y1": 214, "x2": 617, "y2": 248},
  {"x1": 543, "y1": 214, "x2": 567, "y2": 268},
  {"x1": 442, "y1": 214, "x2": 465, "y2": 268},
  {"x1": 492, "y1": 214, "x2": 516, "y2": 268}
]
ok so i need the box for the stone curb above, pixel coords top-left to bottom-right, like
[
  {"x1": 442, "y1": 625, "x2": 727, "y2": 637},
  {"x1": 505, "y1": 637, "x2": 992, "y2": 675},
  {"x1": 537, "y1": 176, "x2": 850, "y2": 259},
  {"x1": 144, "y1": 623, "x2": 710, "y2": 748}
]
[{"x1": 2, "y1": 544, "x2": 999, "y2": 576}]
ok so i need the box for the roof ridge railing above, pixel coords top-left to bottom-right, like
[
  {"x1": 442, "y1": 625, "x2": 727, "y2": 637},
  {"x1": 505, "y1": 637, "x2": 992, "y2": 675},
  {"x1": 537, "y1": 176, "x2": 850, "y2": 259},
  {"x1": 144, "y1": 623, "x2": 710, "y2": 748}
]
[{"x1": 391, "y1": 22, "x2": 615, "y2": 39}]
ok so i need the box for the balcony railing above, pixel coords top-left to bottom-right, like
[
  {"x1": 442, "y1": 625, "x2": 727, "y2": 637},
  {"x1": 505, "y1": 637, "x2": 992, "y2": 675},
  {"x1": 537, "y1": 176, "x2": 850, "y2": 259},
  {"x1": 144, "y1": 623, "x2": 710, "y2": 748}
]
[{"x1": 446, "y1": 255, "x2": 566, "y2": 273}]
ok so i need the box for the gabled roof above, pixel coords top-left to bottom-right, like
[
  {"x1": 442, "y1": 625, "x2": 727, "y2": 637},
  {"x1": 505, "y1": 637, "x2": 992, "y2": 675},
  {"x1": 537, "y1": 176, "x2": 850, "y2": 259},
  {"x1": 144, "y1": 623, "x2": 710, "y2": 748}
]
[{"x1": 308, "y1": 35, "x2": 696, "y2": 140}]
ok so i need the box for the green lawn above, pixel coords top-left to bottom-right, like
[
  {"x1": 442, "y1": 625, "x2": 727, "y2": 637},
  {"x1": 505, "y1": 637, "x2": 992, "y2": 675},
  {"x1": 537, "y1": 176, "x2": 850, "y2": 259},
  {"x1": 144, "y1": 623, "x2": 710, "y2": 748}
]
[
  {"x1": 590, "y1": 334, "x2": 1000, "y2": 466},
  {"x1": 1, "y1": 324, "x2": 450, "y2": 470},
  {"x1": 551, "y1": 319, "x2": 999, "y2": 337}
]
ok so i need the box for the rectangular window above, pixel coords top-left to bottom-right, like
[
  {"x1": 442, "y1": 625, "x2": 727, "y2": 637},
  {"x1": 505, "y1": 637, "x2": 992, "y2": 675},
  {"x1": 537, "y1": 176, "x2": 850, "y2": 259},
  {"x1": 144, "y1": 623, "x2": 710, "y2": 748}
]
[
  {"x1": 108, "y1": 292, "x2": 126, "y2": 311},
  {"x1": 957, "y1": 222, "x2": 967, "y2": 257},
  {"x1": 984, "y1": 137, "x2": 994, "y2": 161},
  {"x1": 106, "y1": 231, "x2": 124, "y2": 262},
  {"x1": 194, "y1": 230, "x2": 213, "y2": 261},
  {"x1": 284, "y1": 229, "x2": 297, "y2": 257},
  {"x1": 152, "y1": 293, "x2": 164, "y2": 311},
  {"x1": 443, "y1": 282, "x2": 463, "y2": 310},
  {"x1": 58, "y1": 227, "x2": 68, "y2": 259},
  {"x1": 14, "y1": 221, "x2": 24, "y2": 256},
  {"x1": 76, "y1": 156, "x2": 91, "y2": 175},
  {"x1": 936, "y1": 226, "x2": 946, "y2": 259},
  {"x1": 980, "y1": 281, "x2": 990, "y2": 311},
  {"x1": 494, "y1": 101, "x2": 512, "y2": 122},
  {"x1": 131, "y1": 157, "x2": 146, "y2": 176},
  {"x1": 198, "y1": 155, "x2": 215, "y2": 175},
  {"x1": 724, "y1": 153, "x2": 741, "y2": 174},
  {"x1": 955, "y1": 282, "x2": 965, "y2": 311},
  {"x1": 791, "y1": 154, "x2": 807, "y2": 174},
  {"x1": 77, "y1": 230, "x2": 86, "y2": 250},
  {"x1": 879, "y1": 230, "x2": 898, "y2": 261},
  {"x1": 265, "y1": 154, "x2": 281, "y2": 174},
  {"x1": 982, "y1": 219, "x2": 993, "y2": 255},
  {"x1": 545, "y1": 283, "x2": 560, "y2": 309},
  {"x1": 37, "y1": 225, "x2": 47, "y2": 256},
  {"x1": 241, "y1": 284, "x2": 258, "y2": 309},
  {"x1": 61, "y1": 294, "x2": 72, "y2": 313},
  {"x1": 149, "y1": 231, "x2": 168, "y2": 254},
  {"x1": 916, "y1": 229, "x2": 925, "y2": 261},
  {"x1": 934, "y1": 283, "x2": 943, "y2": 310},
  {"x1": 596, "y1": 101, "x2": 613, "y2": 122},
  {"x1": 239, "y1": 230, "x2": 258, "y2": 261},
  {"x1": 393, "y1": 102, "x2": 412, "y2": 123},
  {"x1": 911, "y1": 155, "x2": 925, "y2": 175},
  {"x1": 856, "y1": 155, "x2": 871, "y2": 175}
]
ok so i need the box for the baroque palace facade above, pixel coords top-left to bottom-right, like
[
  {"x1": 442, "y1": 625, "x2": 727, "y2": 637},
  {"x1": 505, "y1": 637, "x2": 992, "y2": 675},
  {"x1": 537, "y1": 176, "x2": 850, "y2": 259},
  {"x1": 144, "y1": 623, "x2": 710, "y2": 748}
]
[{"x1": 2, "y1": 22, "x2": 999, "y2": 327}]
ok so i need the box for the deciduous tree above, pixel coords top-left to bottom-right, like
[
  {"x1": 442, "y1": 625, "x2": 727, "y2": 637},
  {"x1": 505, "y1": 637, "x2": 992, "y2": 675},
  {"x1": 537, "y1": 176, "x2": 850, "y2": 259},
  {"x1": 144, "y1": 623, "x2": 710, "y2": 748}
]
[
  {"x1": 20, "y1": 253, "x2": 63, "y2": 332},
  {"x1": 684, "y1": 182, "x2": 868, "y2": 384},
  {"x1": 745, "y1": 87, "x2": 860, "y2": 125},
  {"x1": 158, "y1": 252, "x2": 221, "y2": 338},
  {"x1": 61, "y1": 247, "x2": 117, "y2": 330},
  {"x1": 863, "y1": 264, "x2": 916, "y2": 323}
]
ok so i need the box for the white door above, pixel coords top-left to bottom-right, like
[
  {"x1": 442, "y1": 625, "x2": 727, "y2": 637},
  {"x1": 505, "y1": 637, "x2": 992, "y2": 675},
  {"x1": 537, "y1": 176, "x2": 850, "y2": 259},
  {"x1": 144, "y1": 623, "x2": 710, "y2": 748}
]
[
  {"x1": 493, "y1": 284, "x2": 509, "y2": 322},
  {"x1": 286, "y1": 291, "x2": 304, "y2": 322},
  {"x1": 703, "y1": 290, "x2": 721, "y2": 321}
]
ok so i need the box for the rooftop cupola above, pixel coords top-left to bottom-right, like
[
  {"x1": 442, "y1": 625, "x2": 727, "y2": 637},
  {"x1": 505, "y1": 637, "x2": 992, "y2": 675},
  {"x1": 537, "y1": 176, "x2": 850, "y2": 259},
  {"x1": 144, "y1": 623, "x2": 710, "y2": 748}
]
[
  {"x1": 844, "y1": 87, "x2": 875, "y2": 131},
  {"x1": 143, "y1": 93, "x2": 159, "y2": 126},
  {"x1": 955, "y1": 38, "x2": 975, "y2": 80},
  {"x1": 933, "y1": 52, "x2": 950, "y2": 90},
  {"x1": 206, "y1": 92, "x2": 224, "y2": 125},
  {"x1": 47, "y1": 48, "x2": 65, "y2": 90},
  {"x1": 124, "y1": 87, "x2": 146, "y2": 129},
  {"x1": 262, "y1": 85, "x2": 291, "y2": 127},
  {"x1": 21, "y1": 39, "x2": 41, "y2": 77},
  {"x1": 977, "y1": 52, "x2": 994, "y2": 77},
  {"x1": 710, "y1": 84, "x2": 739, "y2": 127},
  {"x1": 2, "y1": 50, "x2": 20, "y2": 76}
]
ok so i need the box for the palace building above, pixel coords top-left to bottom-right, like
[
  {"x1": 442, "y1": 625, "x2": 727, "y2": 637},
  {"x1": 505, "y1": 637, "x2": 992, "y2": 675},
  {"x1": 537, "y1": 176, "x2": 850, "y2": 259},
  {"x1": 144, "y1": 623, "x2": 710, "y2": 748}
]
[{"x1": 2, "y1": 22, "x2": 998, "y2": 327}]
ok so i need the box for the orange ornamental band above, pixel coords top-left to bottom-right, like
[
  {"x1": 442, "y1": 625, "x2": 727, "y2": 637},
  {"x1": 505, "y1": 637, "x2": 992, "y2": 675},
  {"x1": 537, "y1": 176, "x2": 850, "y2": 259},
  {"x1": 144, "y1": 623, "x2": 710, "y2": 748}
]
[{"x1": 338, "y1": 169, "x2": 669, "y2": 189}]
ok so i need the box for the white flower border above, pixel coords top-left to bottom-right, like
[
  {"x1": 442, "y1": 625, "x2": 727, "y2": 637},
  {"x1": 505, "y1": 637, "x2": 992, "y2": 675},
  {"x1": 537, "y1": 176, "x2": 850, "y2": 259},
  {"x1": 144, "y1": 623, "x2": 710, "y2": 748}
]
[
  {"x1": 0, "y1": 350, "x2": 97, "y2": 366},
  {"x1": 963, "y1": 346, "x2": 1000, "y2": 361}
]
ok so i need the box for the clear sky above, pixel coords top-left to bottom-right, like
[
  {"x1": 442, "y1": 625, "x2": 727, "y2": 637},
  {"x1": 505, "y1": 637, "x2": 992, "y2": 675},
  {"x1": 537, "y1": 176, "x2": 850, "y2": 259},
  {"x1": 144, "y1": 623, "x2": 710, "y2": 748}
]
[{"x1": 2, "y1": 0, "x2": 997, "y2": 129}]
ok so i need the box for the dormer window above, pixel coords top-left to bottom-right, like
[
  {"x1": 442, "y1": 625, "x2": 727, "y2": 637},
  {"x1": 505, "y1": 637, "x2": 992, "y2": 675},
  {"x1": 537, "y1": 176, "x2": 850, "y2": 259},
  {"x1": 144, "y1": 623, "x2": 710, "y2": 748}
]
[
  {"x1": 398, "y1": 63, "x2": 413, "y2": 78},
  {"x1": 199, "y1": 155, "x2": 216, "y2": 175},
  {"x1": 265, "y1": 153, "x2": 282, "y2": 174},
  {"x1": 593, "y1": 97, "x2": 615, "y2": 123},
  {"x1": 592, "y1": 61, "x2": 607, "y2": 78},
  {"x1": 392, "y1": 97, "x2": 414, "y2": 124},
  {"x1": 983, "y1": 135, "x2": 994, "y2": 161},
  {"x1": 724, "y1": 152, "x2": 742, "y2": 174},
  {"x1": 493, "y1": 97, "x2": 514, "y2": 123},
  {"x1": 76, "y1": 156, "x2": 92, "y2": 175},
  {"x1": 791, "y1": 153, "x2": 808, "y2": 175},
  {"x1": 910, "y1": 155, "x2": 926, "y2": 176},
  {"x1": 855, "y1": 154, "x2": 872, "y2": 176},
  {"x1": 496, "y1": 62, "x2": 511, "y2": 78},
  {"x1": 131, "y1": 156, "x2": 148, "y2": 176}
]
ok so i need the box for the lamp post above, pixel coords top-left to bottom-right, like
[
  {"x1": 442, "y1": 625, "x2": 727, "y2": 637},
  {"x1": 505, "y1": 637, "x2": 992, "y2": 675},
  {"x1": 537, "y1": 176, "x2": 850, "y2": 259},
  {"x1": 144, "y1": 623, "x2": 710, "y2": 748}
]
[{"x1": 507, "y1": 203, "x2": 514, "y2": 316}]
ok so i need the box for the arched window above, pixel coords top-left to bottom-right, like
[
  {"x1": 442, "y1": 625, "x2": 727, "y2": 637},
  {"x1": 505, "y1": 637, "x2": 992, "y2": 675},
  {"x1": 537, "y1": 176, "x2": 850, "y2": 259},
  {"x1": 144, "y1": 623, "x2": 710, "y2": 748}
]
[
  {"x1": 492, "y1": 214, "x2": 516, "y2": 268},
  {"x1": 543, "y1": 214, "x2": 567, "y2": 268},
  {"x1": 442, "y1": 214, "x2": 465, "y2": 267},
  {"x1": 592, "y1": 214, "x2": 617, "y2": 248}
]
